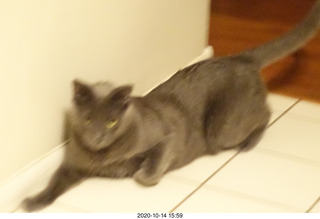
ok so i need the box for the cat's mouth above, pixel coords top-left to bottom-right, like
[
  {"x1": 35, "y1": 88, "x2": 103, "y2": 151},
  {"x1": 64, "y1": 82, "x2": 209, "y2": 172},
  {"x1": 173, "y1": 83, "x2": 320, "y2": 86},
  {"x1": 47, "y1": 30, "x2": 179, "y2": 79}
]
[{"x1": 84, "y1": 136, "x2": 114, "y2": 152}]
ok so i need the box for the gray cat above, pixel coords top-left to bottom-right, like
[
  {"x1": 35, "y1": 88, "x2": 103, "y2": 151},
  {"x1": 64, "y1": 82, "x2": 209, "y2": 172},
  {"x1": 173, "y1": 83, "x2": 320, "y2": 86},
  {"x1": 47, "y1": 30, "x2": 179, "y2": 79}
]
[{"x1": 23, "y1": 1, "x2": 320, "y2": 212}]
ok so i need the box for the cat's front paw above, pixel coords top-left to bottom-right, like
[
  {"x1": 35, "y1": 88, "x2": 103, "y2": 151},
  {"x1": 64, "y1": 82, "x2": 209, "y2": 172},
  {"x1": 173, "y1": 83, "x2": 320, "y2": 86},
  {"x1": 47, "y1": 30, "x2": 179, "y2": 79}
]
[
  {"x1": 133, "y1": 169, "x2": 161, "y2": 186},
  {"x1": 21, "y1": 196, "x2": 51, "y2": 212}
]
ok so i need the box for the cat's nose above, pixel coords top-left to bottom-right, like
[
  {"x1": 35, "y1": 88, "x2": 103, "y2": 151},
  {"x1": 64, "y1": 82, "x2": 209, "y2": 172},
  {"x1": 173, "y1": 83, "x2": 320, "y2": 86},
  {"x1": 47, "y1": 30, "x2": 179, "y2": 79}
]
[{"x1": 92, "y1": 133, "x2": 103, "y2": 143}]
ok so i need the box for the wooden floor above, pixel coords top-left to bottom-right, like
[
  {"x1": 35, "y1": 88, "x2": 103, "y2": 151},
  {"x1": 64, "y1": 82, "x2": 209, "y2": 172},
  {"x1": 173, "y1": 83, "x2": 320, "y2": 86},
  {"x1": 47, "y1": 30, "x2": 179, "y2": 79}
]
[{"x1": 209, "y1": 0, "x2": 320, "y2": 103}]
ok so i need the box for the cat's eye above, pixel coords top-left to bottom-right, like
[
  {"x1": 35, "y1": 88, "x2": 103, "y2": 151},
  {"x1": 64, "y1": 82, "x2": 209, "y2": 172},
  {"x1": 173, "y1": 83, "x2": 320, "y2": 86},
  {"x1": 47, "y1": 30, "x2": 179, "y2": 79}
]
[{"x1": 105, "y1": 119, "x2": 118, "y2": 129}]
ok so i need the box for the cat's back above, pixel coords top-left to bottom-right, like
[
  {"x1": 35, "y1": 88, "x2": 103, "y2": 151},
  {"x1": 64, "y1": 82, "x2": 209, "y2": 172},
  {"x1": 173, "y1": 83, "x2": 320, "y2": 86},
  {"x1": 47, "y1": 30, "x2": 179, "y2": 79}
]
[{"x1": 145, "y1": 55, "x2": 261, "y2": 110}]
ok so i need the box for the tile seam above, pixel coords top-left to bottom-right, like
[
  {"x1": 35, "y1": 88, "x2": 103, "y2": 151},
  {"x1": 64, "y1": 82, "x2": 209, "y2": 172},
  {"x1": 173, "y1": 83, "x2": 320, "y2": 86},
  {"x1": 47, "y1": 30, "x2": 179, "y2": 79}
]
[
  {"x1": 306, "y1": 196, "x2": 320, "y2": 213},
  {"x1": 268, "y1": 99, "x2": 301, "y2": 128},
  {"x1": 170, "y1": 98, "x2": 301, "y2": 213},
  {"x1": 169, "y1": 151, "x2": 241, "y2": 213},
  {"x1": 203, "y1": 184, "x2": 304, "y2": 212}
]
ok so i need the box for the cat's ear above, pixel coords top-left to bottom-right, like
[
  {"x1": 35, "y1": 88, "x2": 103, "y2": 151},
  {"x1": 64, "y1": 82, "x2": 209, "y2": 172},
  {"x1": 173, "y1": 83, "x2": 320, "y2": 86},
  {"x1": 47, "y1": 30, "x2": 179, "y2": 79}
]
[
  {"x1": 109, "y1": 85, "x2": 133, "y2": 106},
  {"x1": 73, "y1": 80, "x2": 94, "y2": 106}
]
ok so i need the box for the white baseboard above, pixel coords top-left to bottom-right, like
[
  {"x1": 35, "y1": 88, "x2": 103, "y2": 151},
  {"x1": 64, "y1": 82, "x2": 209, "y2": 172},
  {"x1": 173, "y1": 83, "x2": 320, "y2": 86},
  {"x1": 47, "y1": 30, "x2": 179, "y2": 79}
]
[
  {"x1": 187, "y1": 46, "x2": 214, "y2": 66},
  {"x1": 145, "y1": 45, "x2": 214, "y2": 93},
  {"x1": 0, "y1": 45, "x2": 214, "y2": 213},
  {"x1": 0, "y1": 144, "x2": 65, "y2": 212}
]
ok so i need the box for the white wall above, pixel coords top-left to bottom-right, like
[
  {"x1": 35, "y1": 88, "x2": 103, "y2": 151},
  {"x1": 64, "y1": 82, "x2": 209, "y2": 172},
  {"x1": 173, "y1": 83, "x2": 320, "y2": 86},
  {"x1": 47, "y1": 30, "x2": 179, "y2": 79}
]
[{"x1": 0, "y1": 0, "x2": 211, "y2": 183}]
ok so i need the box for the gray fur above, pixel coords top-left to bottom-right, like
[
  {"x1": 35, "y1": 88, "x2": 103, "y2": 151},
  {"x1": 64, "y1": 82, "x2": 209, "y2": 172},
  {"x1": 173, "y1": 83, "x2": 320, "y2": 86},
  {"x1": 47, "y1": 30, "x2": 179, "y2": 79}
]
[{"x1": 22, "y1": 1, "x2": 320, "y2": 212}]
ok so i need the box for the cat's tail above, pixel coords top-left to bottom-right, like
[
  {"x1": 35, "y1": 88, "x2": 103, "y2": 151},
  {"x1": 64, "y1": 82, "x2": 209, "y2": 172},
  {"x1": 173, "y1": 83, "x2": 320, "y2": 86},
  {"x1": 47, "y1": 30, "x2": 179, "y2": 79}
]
[{"x1": 242, "y1": 0, "x2": 320, "y2": 68}]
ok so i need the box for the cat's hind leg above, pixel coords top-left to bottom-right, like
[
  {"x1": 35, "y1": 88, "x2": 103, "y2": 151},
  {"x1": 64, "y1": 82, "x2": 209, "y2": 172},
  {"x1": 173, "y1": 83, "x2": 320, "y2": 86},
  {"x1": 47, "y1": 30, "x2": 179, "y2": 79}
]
[
  {"x1": 237, "y1": 123, "x2": 268, "y2": 152},
  {"x1": 206, "y1": 117, "x2": 270, "y2": 154}
]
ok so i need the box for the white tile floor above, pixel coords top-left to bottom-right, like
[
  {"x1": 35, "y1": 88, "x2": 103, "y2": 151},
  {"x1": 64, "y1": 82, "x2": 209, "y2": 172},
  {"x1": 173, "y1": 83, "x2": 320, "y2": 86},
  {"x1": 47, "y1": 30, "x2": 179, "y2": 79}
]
[{"x1": 15, "y1": 94, "x2": 320, "y2": 213}]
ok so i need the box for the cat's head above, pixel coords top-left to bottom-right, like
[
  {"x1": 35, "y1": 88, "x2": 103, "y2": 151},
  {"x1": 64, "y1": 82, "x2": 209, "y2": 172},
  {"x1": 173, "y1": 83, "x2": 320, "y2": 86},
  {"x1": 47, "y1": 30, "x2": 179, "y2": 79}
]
[{"x1": 70, "y1": 79, "x2": 135, "y2": 151}]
